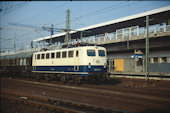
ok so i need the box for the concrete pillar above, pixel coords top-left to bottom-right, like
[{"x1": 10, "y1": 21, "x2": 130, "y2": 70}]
[
  {"x1": 150, "y1": 58, "x2": 154, "y2": 63},
  {"x1": 159, "y1": 57, "x2": 163, "y2": 63},
  {"x1": 158, "y1": 57, "x2": 167, "y2": 63},
  {"x1": 129, "y1": 27, "x2": 132, "y2": 38}
]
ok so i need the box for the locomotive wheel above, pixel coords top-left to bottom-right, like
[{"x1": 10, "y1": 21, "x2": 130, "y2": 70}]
[
  {"x1": 74, "y1": 76, "x2": 81, "y2": 84},
  {"x1": 45, "y1": 76, "x2": 50, "y2": 81},
  {"x1": 35, "y1": 74, "x2": 41, "y2": 81},
  {"x1": 60, "y1": 76, "x2": 66, "y2": 82}
]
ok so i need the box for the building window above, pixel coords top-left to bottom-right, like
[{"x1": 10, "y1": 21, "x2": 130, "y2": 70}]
[
  {"x1": 51, "y1": 53, "x2": 55, "y2": 59},
  {"x1": 37, "y1": 54, "x2": 40, "y2": 60},
  {"x1": 153, "y1": 57, "x2": 158, "y2": 63},
  {"x1": 162, "y1": 57, "x2": 167, "y2": 63},
  {"x1": 41, "y1": 54, "x2": 45, "y2": 59},
  {"x1": 56, "y1": 52, "x2": 60, "y2": 58},
  {"x1": 62, "y1": 51, "x2": 67, "y2": 58},
  {"x1": 20, "y1": 59, "x2": 23, "y2": 66},
  {"x1": 137, "y1": 59, "x2": 142, "y2": 66},
  {"x1": 68, "y1": 51, "x2": 73, "y2": 57},
  {"x1": 23, "y1": 59, "x2": 26, "y2": 65},
  {"x1": 46, "y1": 53, "x2": 49, "y2": 59}
]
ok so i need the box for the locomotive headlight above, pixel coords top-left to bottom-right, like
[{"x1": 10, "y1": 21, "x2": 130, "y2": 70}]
[
  {"x1": 88, "y1": 63, "x2": 91, "y2": 68},
  {"x1": 104, "y1": 63, "x2": 107, "y2": 68}
]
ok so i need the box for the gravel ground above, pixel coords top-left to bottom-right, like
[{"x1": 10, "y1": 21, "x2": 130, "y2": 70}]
[{"x1": 1, "y1": 77, "x2": 170, "y2": 113}]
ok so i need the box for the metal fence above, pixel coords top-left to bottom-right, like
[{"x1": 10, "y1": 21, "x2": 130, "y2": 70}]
[
  {"x1": 80, "y1": 24, "x2": 170, "y2": 44},
  {"x1": 1, "y1": 24, "x2": 170, "y2": 56}
]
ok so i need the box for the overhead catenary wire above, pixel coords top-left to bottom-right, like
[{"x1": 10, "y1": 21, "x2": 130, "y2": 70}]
[
  {"x1": 79, "y1": 2, "x2": 137, "y2": 25},
  {"x1": 42, "y1": 10, "x2": 66, "y2": 27},
  {"x1": 98, "y1": 1, "x2": 148, "y2": 22},
  {"x1": 2, "y1": 1, "x2": 165, "y2": 51},
  {"x1": 70, "y1": 11, "x2": 85, "y2": 28},
  {"x1": 6, "y1": 2, "x2": 130, "y2": 46},
  {"x1": 54, "y1": 2, "x2": 128, "y2": 29},
  {"x1": 70, "y1": 2, "x2": 125, "y2": 22},
  {"x1": 20, "y1": 2, "x2": 70, "y2": 23},
  {"x1": 83, "y1": 2, "x2": 126, "y2": 17},
  {"x1": 2, "y1": 2, "x2": 29, "y2": 16}
]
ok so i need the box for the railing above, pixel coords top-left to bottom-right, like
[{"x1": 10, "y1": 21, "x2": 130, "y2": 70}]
[
  {"x1": 87, "y1": 25, "x2": 170, "y2": 43},
  {"x1": 68, "y1": 24, "x2": 170, "y2": 44},
  {"x1": 0, "y1": 47, "x2": 40, "y2": 56},
  {"x1": 1, "y1": 24, "x2": 170, "y2": 57}
]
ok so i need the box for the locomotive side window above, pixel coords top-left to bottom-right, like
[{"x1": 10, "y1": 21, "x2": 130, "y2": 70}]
[
  {"x1": 62, "y1": 51, "x2": 67, "y2": 58},
  {"x1": 98, "y1": 50, "x2": 105, "y2": 57},
  {"x1": 76, "y1": 51, "x2": 79, "y2": 57},
  {"x1": 56, "y1": 52, "x2": 61, "y2": 58},
  {"x1": 68, "y1": 51, "x2": 73, "y2": 58},
  {"x1": 46, "y1": 53, "x2": 50, "y2": 59},
  {"x1": 87, "y1": 50, "x2": 95, "y2": 56},
  {"x1": 41, "y1": 54, "x2": 45, "y2": 59},
  {"x1": 37, "y1": 54, "x2": 40, "y2": 59},
  {"x1": 51, "y1": 53, "x2": 55, "y2": 59}
]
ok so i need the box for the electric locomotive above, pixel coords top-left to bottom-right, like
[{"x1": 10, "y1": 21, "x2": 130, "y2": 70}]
[
  {"x1": 0, "y1": 45, "x2": 108, "y2": 83},
  {"x1": 32, "y1": 45, "x2": 108, "y2": 83}
]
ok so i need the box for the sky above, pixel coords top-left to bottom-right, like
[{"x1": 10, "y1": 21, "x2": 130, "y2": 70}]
[{"x1": 0, "y1": 1, "x2": 170, "y2": 52}]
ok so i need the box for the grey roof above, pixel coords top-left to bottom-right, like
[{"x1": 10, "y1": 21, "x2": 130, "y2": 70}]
[
  {"x1": 0, "y1": 52, "x2": 34, "y2": 59},
  {"x1": 34, "y1": 6, "x2": 170, "y2": 43}
]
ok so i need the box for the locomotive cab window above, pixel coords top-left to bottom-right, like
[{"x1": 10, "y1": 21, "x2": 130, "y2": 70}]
[
  {"x1": 87, "y1": 50, "x2": 95, "y2": 56},
  {"x1": 37, "y1": 54, "x2": 40, "y2": 59},
  {"x1": 56, "y1": 52, "x2": 61, "y2": 58},
  {"x1": 46, "y1": 53, "x2": 50, "y2": 59},
  {"x1": 51, "y1": 53, "x2": 55, "y2": 59},
  {"x1": 62, "y1": 51, "x2": 67, "y2": 58},
  {"x1": 98, "y1": 50, "x2": 105, "y2": 57}
]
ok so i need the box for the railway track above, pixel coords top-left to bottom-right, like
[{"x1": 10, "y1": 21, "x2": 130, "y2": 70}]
[
  {"x1": 2, "y1": 78, "x2": 169, "y2": 102},
  {"x1": 1, "y1": 90, "x2": 129, "y2": 113},
  {"x1": 1, "y1": 77, "x2": 170, "y2": 113}
]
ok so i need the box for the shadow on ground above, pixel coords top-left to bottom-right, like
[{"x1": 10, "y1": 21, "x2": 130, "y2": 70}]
[
  {"x1": 87, "y1": 78, "x2": 122, "y2": 85},
  {"x1": 139, "y1": 108, "x2": 170, "y2": 113}
]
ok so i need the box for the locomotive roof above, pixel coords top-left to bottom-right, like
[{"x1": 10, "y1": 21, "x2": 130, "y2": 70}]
[
  {"x1": 0, "y1": 52, "x2": 34, "y2": 59},
  {"x1": 34, "y1": 45, "x2": 105, "y2": 54}
]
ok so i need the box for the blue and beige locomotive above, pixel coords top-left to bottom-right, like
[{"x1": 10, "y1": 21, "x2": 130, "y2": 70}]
[
  {"x1": 0, "y1": 45, "x2": 108, "y2": 83},
  {"x1": 32, "y1": 46, "x2": 108, "y2": 82}
]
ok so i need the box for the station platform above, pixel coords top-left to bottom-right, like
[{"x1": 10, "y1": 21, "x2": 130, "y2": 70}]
[{"x1": 110, "y1": 71, "x2": 170, "y2": 80}]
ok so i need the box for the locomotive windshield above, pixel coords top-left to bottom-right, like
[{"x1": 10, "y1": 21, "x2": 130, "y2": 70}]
[
  {"x1": 87, "y1": 50, "x2": 96, "y2": 56},
  {"x1": 98, "y1": 50, "x2": 105, "y2": 57}
]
